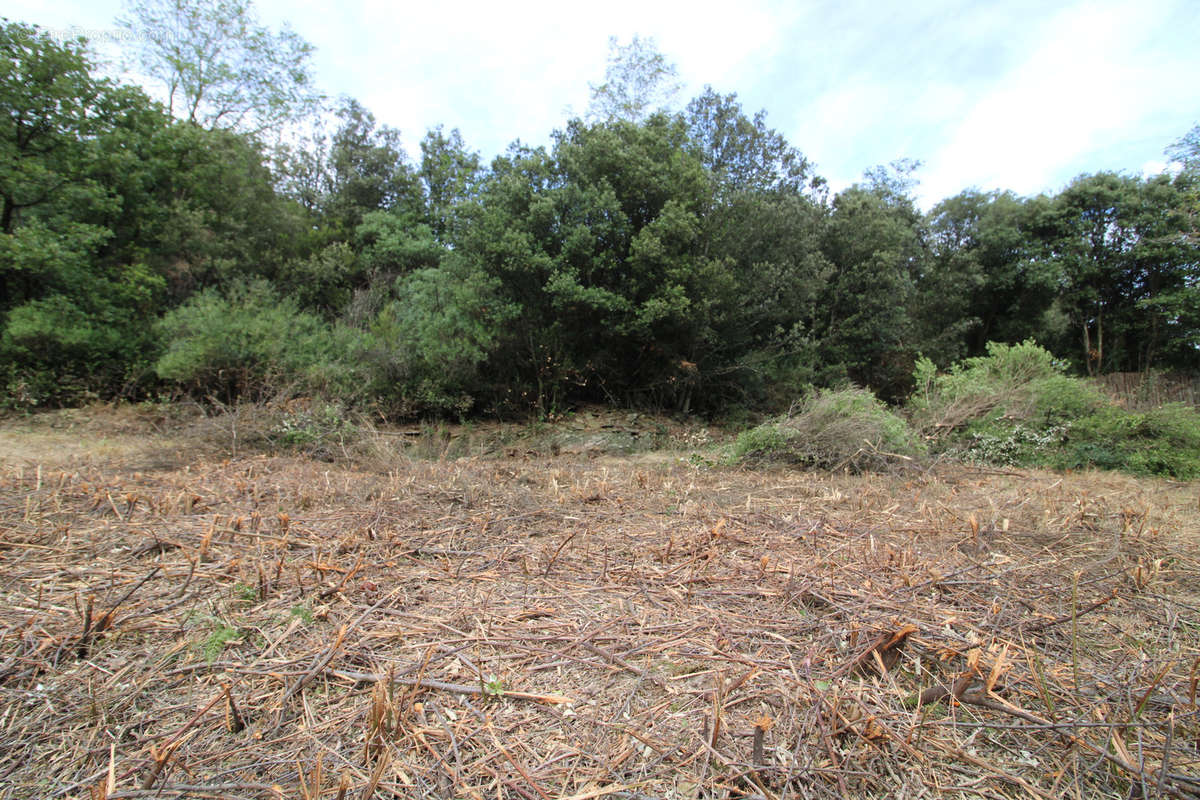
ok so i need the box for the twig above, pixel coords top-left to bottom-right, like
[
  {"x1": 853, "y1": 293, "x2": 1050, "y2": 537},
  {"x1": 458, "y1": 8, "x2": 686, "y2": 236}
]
[
  {"x1": 330, "y1": 669, "x2": 571, "y2": 705},
  {"x1": 1021, "y1": 587, "x2": 1118, "y2": 632}
]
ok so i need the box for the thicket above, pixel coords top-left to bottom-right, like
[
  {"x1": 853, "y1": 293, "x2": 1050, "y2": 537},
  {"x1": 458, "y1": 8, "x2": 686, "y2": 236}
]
[
  {"x1": 2, "y1": 20, "x2": 1199, "y2": 479},
  {"x1": 910, "y1": 342, "x2": 1200, "y2": 478},
  {"x1": 153, "y1": 281, "x2": 368, "y2": 403},
  {"x1": 731, "y1": 343, "x2": 1200, "y2": 478}
]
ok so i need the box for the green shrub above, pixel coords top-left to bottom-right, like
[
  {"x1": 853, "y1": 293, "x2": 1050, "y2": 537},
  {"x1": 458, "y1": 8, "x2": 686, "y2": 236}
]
[
  {"x1": 155, "y1": 281, "x2": 368, "y2": 402},
  {"x1": 0, "y1": 221, "x2": 167, "y2": 407},
  {"x1": 1050, "y1": 403, "x2": 1200, "y2": 479},
  {"x1": 915, "y1": 341, "x2": 1200, "y2": 479},
  {"x1": 731, "y1": 424, "x2": 789, "y2": 461},
  {"x1": 1030, "y1": 374, "x2": 1108, "y2": 425},
  {"x1": 910, "y1": 340, "x2": 1064, "y2": 434},
  {"x1": 733, "y1": 387, "x2": 924, "y2": 471},
  {"x1": 1, "y1": 276, "x2": 164, "y2": 407},
  {"x1": 363, "y1": 254, "x2": 515, "y2": 416}
]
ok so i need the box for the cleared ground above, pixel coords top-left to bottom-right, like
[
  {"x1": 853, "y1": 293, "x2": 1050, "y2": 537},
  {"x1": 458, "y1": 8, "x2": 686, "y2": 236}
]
[{"x1": 1, "y1": 407, "x2": 1199, "y2": 799}]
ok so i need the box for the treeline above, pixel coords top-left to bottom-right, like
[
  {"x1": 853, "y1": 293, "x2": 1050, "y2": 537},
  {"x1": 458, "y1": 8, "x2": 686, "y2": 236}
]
[{"x1": 2, "y1": 21, "x2": 1198, "y2": 417}]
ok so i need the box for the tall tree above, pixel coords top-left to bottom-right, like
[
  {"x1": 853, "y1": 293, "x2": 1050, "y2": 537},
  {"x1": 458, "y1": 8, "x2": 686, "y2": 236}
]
[
  {"x1": 420, "y1": 125, "x2": 482, "y2": 243},
  {"x1": 1167, "y1": 123, "x2": 1200, "y2": 245},
  {"x1": 276, "y1": 99, "x2": 420, "y2": 233},
  {"x1": 684, "y1": 88, "x2": 818, "y2": 198},
  {"x1": 118, "y1": 0, "x2": 321, "y2": 135},
  {"x1": 1128, "y1": 172, "x2": 1200, "y2": 370},
  {"x1": 1167, "y1": 123, "x2": 1200, "y2": 172},
  {"x1": 701, "y1": 189, "x2": 830, "y2": 408},
  {"x1": 682, "y1": 89, "x2": 828, "y2": 406},
  {"x1": 1, "y1": 22, "x2": 164, "y2": 400},
  {"x1": 819, "y1": 174, "x2": 926, "y2": 399},
  {"x1": 1, "y1": 20, "x2": 306, "y2": 404},
  {"x1": 1032, "y1": 172, "x2": 1197, "y2": 374},
  {"x1": 587, "y1": 36, "x2": 682, "y2": 124},
  {"x1": 0, "y1": 23, "x2": 104, "y2": 237},
  {"x1": 324, "y1": 99, "x2": 419, "y2": 232},
  {"x1": 1041, "y1": 173, "x2": 1140, "y2": 374},
  {"x1": 271, "y1": 100, "x2": 426, "y2": 318},
  {"x1": 919, "y1": 190, "x2": 1066, "y2": 364},
  {"x1": 456, "y1": 116, "x2": 727, "y2": 412}
]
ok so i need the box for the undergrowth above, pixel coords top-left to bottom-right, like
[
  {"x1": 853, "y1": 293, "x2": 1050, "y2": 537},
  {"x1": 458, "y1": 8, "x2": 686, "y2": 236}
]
[
  {"x1": 913, "y1": 341, "x2": 1200, "y2": 479},
  {"x1": 731, "y1": 342, "x2": 1200, "y2": 479},
  {"x1": 732, "y1": 387, "x2": 925, "y2": 471}
]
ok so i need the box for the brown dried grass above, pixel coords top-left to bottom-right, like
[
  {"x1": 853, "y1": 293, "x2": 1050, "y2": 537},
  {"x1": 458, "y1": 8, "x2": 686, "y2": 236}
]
[{"x1": 1, "y1": 408, "x2": 1199, "y2": 799}]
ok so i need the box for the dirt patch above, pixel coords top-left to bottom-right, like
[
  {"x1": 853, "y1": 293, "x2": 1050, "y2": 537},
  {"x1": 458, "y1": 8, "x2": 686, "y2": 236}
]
[
  {"x1": 1, "y1": 410, "x2": 1198, "y2": 799},
  {"x1": 0, "y1": 405, "x2": 206, "y2": 472}
]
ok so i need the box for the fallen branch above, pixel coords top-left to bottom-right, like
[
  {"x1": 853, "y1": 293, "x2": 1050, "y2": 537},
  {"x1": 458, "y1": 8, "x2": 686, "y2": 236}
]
[{"x1": 330, "y1": 668, "x2": 571, "y2": 705}]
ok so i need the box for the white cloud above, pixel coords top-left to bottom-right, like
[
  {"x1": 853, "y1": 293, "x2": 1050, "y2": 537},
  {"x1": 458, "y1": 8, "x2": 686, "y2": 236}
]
[
  {"x1": 1141, "y1": 160, "x2": 1168, "y2": 176},
  {"x1": 916, "y1": 0, "x2": 1186, "y2": 205}
]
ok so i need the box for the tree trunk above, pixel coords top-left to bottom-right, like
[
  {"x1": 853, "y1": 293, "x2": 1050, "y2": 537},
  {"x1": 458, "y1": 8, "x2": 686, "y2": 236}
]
[
  {"x1": 1, "y1": 195, "x2": 13, "y2": 235},
  {"x1": 1082, "y1": 319, "x2": 1094, "y2": 377}
]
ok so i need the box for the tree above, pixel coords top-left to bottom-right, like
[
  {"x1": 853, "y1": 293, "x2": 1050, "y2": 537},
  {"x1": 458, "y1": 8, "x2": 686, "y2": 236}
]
[
  {"x1": 919, "y1": 190, "x2": 1060, "y2": 364},
  {"x1": 819, "y1": 178, "x2": 926, "y2": 399},
  {"x1": 453, "y1": 115, "x2": 728, "y2": 412},
  {"x1": 275, "y1": 99, "x2": 421, "y2": 236},
  {"x1": 367, "y1": 253, "x2": 515, "y2": 415},
  {"x1": 862, "y1": 158, "x2": 923, "y2": 204},
  {"x1": 701, "y1": 189, "x2": 830, "y2": 408},
  {"x1": 1166, "y1": 123, "x2": 1200, "y2": 245},
  {"x1": 0, "y1": 22, "x2": 104, "y2": 236},
  {"x1": 1129, "y1": 173, "x2": 1200, "y2": 370},
  {"x1": 587, "y1": 36, "x2": 682, "y2": 124},
  {"x1": 0, "y1": 22, "x2": 168, "y2": 402},
  {"x1": 1166, "y1": 123, "x2": 1200, "y2": 172},
  {"x1": 420, "y1": 125, "x2": 482, "y2": 243},
  {"x1": 685, "y1": 88, "x2": 818, "y2": 198},
  {"x1": 1, "y1": 20, "x2": 306, "y2": 404},
  {"x1": 324, "y1": 99, "x2": 420, "y2": 232},
  {"x1": 1031, "y1": 172, "x2": 1198, "y2": 374},
  {"x1": 118, "y1": 0, "x2": 321, "y2": 135}
]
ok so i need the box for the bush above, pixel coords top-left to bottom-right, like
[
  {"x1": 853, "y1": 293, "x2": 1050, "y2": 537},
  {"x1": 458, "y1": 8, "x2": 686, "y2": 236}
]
[
  {"x1": 914, "y1": 341, "x2": 1200, "y2": 479},
  {"x1": 363, "y1": 254, "x2": 515, "y2": 416},
  {"x1": 155, "y1": 280, "x2": 368, "y2": 402},
  {"x1": 1030, "y1": 374, "x2": 1109, "y2": 425},
  {"x1": 909, "y1": 340, "x2": 1067, "y2": 435},
  {"x1": 1, "y1": 261, "x2": 166, "y2": 407},
  {"x1": 277, "y1": 242, "x2": 364, "y2": 319},
  {"x1": 733, "y1": 387, "x2": 924, "y2": 471},
  {"x1": 1050, "y1": 403, "x2": 1200, "y2": 479}
]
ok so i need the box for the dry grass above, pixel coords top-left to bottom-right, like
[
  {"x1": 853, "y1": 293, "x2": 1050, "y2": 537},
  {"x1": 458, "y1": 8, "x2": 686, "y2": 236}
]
[{"x1": 2, "y1": 408, "x2": 1199, "y2": 799}]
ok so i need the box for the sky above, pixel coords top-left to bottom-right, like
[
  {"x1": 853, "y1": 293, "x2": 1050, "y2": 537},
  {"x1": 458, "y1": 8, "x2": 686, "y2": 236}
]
[{"x1": 10, "y1": 0, "x2": 1200, "y2": 208}]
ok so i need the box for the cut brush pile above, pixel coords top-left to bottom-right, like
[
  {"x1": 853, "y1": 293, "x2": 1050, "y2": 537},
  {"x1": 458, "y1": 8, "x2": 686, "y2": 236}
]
[{"x1": 1, "y1": 413, "x2": 1199, "y2": 799}]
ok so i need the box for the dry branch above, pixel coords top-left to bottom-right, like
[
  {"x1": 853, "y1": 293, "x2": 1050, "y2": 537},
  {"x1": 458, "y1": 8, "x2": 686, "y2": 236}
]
[{"x1": 3, "y1": 411, "x2": 1199, "y2": 799}]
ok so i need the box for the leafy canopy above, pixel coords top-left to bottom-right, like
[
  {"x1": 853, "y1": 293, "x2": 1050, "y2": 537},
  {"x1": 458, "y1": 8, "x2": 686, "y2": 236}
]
[
  {"x1": 118, "y1": 0, "x2": 321, "y2": 134},
  {"x1": 587, "y1": 36, "x2": 682, "y2": 124}
]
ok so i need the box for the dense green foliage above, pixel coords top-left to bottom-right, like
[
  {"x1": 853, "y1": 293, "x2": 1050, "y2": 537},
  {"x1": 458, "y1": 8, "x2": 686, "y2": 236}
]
[
  {"x1": 730, "y1": 343, "x2": 1200, "y2": 478},
  {"x1": 154, "y1": 280, "x2": 365, "y2": 401},
  {"x1": 911, "y1": 342, "x2": 1200, "y2": 478},
  {"x1": 733, "y1": 387, "x2": 924, "y2": 471},
  {"x1": 2, "y1": 17, "x2": 1198, "y2": 478}
]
